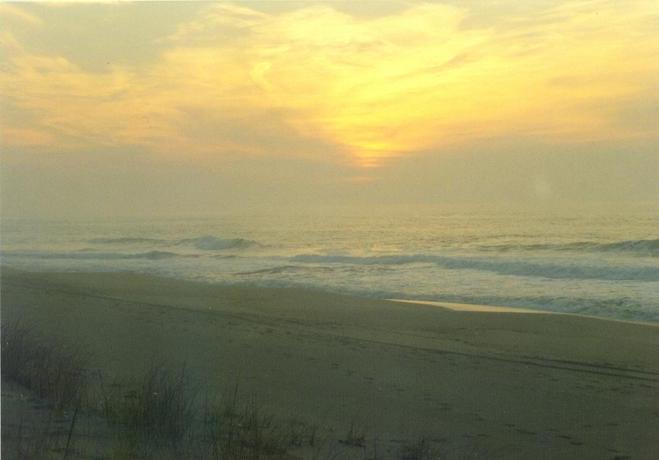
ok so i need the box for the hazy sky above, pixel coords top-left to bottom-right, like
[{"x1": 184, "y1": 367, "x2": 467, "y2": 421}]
[{"x1": 1, "y1": 1, "x2": 658, "y2": 218}]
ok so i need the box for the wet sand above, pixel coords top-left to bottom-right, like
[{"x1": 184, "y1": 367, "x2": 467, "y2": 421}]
[{"x1": 2, "y1": 268, "x2": 658, "y2": 458}]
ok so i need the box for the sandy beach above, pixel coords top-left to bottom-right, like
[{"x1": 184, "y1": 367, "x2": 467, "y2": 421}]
[{"x1": 2, "y1": 268, "x2": 658, "y2": 459}]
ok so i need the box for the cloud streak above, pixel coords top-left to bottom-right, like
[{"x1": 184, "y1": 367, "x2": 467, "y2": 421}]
[
  {"x1": 1, "y1": 1, "x2": 658, "y2": 166},
  {"x1": 0, "y1": 4, "x2": 43, "y2": 26}
]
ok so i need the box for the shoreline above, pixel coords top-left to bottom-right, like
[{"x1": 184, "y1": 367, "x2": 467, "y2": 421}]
[
  {"x1": 2, "y1": 268, "x2": 659, "y2": 458},
  {"x1": 2, "y1": 265, "x2": 655, "y2": 326},
  {"x1": 388, "y1": 298, "x2": 551, "y2": 314},
  {"x1": 388, "y1": 298, "x2": 659, "y2": 327}
]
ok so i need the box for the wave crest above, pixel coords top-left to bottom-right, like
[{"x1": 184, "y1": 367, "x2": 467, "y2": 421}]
[
  {"x1": 1, "y1": 250, "x2": 193, "y2": 260},
  {"x1": 88, "y1": 237, "x2": 168, "y2": 245},
  {"x1": 237, "y1": 265, "x2": 335, "y2": 276},
  {"x1": 87, "y1": 234, "x2": 259, "y2": 251},
  {"x1": 598, "y1": 238, "x2": 659, "y2": 253},
  {"x1": 290, "y1": 253, "x2": 659, "y2": 282},
  {"x1": 176, "y1": 236, "x2": 259, "y2": 251},
  {"x1": 481, "y1": 238, "x2": 659, "y2": 255}
]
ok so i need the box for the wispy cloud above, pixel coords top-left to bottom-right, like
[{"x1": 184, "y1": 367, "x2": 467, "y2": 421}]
[
  {"x1": 0, "y1": 4, "x2": 43, "y2": 26},
  {"x1": 2, "y1": 1, "x2": 658, "y2": 166}
]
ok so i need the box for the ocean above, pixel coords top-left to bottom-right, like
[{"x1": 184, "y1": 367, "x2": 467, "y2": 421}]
[{"x1": 2, "y1": 205, "x2": 658, "y2": 322}]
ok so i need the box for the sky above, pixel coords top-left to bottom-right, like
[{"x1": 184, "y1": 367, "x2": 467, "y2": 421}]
[{"x1": 1, "y1": 1, "x2": 658, "y2": 218}]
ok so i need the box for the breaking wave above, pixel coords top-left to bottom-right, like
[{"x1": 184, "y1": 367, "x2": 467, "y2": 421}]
[
  {"x1": 176, "y1": 236, "x2": 259, "y2": 251},
  {"x1": 290, "y1": 254, "x2": 659, "y2": 282},
  {"x1": 480, "y1": 238, "x2": 659, "y2": 255},
  {"x1": 598, "y1": 238, "x2": 659, "y2": 253},
  {"x1": 237, "y1": 265, "x2": 336, "y2": 276},
  {"x1": 1, "y1": 250, "x2": 194, "y2": 260},
  {"x1": 87, "y1": 237, "x2": 168, "y2": 245},
  {"x1": 87, "y1": 235, "x2": 259, "y2": 251}
]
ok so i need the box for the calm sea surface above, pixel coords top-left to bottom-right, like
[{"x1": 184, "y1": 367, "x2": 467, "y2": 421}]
[{"x1": 2, "y1": 205, "x2": 658, "y2": 322}]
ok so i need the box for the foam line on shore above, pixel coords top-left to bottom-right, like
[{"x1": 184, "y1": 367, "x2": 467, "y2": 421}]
[{"x1": 387, "y1": 298, "x2": 549, "y2": 314}]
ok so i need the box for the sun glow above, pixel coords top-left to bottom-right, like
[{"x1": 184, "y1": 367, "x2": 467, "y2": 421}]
[{"x1": 2, "y1": 2, "x2": 659, "y2": 167}]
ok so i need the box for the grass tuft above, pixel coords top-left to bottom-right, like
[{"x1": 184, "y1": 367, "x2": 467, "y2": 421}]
[
  {"x1": 202, "y1": 382, "x2": 316, "y2": 459},
  {"x1": 2, "y1": 321, "x2": 456, "y2": 459},
  {"x1": 1, "y1": 321, "x2": 88, "y2": 411},
  {"x1": 340, "y1": 420, "x2": 366, "y2": 448},
  {"x1": 102, "y1": 363, "x2": 196, "y2": 452},
  {"x1": 398, "y1": 437, "x2": 443, "y2": 460}
]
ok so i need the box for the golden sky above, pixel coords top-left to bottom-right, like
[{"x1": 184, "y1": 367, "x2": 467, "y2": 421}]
[
  {"x1": 2, "y1": 0, "x2": 658, "y2": 167},
  {"x1": 1, "y1": 1, "x2": 658, "y2": 217}
]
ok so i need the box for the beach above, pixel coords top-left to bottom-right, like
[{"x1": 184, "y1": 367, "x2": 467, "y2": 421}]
[
  {"x1": 2, "y1": 267, "x2": 658, "y2": 458},
  {"x1": 4, "y1": 1, "x2": 659, "y2": 458}
]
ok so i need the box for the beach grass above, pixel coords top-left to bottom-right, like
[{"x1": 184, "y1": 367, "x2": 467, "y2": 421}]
[
  {"x1": 101, "y1": 363, "x2": 196, "y2": 454},
  {"x1": 1, "y1": 323, "x2": 444, "y2": 459},
  {"x1": 1, "y1": 323, "x2": 376, "y2": 459},
  {"x1": 3, "y1": 270, "x2": 656, "y2": 459},
  {"x1": 1, "y1": 321, "x2": 88, "y2": 411}
]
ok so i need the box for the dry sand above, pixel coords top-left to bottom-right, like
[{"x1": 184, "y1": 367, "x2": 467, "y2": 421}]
[{"x1": 2, "y1": 268, "x2": 659, "y2": 458}]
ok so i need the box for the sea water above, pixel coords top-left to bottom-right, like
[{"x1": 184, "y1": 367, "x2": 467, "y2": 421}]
[{"x1": 2, "y1": 205, "x2": 658, "y2": 322}]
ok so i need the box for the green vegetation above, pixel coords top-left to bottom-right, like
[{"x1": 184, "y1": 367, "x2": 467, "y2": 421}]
[
  {"x1": 1, "y1": 322, "x2": 88, "y2": 411},
  {"x1": 1, "y1": 322, "x2": 443, "y2": 459}
]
